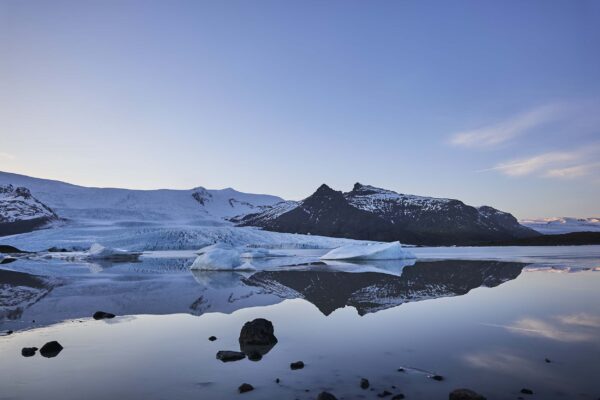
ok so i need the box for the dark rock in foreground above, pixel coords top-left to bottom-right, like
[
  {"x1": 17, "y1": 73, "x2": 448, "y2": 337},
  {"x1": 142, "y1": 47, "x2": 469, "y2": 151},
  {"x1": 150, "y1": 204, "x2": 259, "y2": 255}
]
[
  {"x1": 316, "y1": 392, "x2": 337, "y2": 400},
  {"x1": 290, "y1": 361, "x2": 304, "y2": 370},
  {"x1": 238, "y1": 383, "x2": 254, "y2": 393},
  {"x1": 216, "y1": 350, "x2": 246, "y2": 362},
  {"x1": 520, "y1": 388, "x2": 534, "y2": 395},
  {"x1": 449, "y1": 389, "x2": 487, "y2": 400},
  {"x1": 360, "y1": 378, "x2": 370, "y2": 389},
  {"x1": 239, "y1": 318, "x2": 278, "y2": 346},
  {"x1": 431, "y1": 374, "x2": 444, "y2": 381},
  {"x1": 21, "y1": 347, "x2": 38, "y2": 357},
  {"x1": 39, "y1": 341, "x2": 63, "y2": 358},
  {"x1": 93, "y1": 311, "x2": 116, "y2": 320},
  {"x1": 208, "y1": 336, "x2": 217, "y2": 341}
]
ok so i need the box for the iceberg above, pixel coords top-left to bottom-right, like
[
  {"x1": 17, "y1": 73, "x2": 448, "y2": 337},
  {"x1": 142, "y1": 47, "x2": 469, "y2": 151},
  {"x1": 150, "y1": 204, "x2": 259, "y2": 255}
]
[
  {"x1": 85, "y1": 243, "x2": 141, "y2": 262},
  {"x1": 320, "y1": 241, "x2": 416, "y2": 261},
  {"x1": 234, "y1": 261, "x2": 257, "y2": 272},
  {"x1": 190, "y1": 248, "x2": 242, "y2": 270},
  {"x1": 196, "y1": 242, "x2": 234, "y2": 255}
]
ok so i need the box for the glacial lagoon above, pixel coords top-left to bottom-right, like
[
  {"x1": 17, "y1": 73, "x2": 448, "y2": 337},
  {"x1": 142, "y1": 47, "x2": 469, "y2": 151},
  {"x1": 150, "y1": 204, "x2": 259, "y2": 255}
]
[{"x1": 1, "y1": 246, "x2": 599, "y2": 399}]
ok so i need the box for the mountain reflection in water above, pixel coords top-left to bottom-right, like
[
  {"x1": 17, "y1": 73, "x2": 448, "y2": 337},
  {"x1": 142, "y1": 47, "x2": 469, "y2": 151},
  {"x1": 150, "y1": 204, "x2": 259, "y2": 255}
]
[{"x1": 0, "y1": 259, "x2": 523, "y2": 330}]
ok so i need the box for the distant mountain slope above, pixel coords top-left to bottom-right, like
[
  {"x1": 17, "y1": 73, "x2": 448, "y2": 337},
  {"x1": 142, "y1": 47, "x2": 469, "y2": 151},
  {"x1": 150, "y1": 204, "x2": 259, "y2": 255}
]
[
  {"x1": 0, "y1": 185, "x2": 58, "y2": 236},
  {"x1": 237, "y1": 183, "x2": 540, "y2": 245},
  {"x1": 0, "y1": 171, "x2": 283, "y2": 223},
  {"x1": 520, "y1": 217, "x2": 600, "y2": 234}
]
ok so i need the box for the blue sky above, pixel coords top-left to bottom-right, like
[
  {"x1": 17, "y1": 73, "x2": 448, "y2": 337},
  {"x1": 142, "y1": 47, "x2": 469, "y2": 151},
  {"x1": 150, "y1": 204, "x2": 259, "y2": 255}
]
[{"x1": 1, "y1": 0, "x2": 599, "y2": 218}]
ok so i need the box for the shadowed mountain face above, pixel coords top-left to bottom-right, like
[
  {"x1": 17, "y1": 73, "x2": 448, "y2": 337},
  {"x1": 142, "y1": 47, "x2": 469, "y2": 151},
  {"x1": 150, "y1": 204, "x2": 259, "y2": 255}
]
[
  {"x1": 237, "y1": 183, "x2": 540, "y2": 245},
  {"x1": 0, "y1": 259, "x2": 523, "y2": 330},
  {"x1": 243, "y1": 260, "x2": 524, "y2": 315}
]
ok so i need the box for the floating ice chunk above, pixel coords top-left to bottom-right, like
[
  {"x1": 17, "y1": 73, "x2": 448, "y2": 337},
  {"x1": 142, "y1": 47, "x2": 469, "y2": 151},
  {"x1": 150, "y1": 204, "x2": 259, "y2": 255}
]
[
  {"x1": 190, "y1": 248, "x2": 242, "y2": 270},
  {"x1": 320, "y1": 241, "x2": 416, "y2": 261},
  {"x1": 239, "y1": 248, "x2": 286, "y2": 259},
  {"x1": 239, "y1": 248, "x2": 270, "y2": 258},
  {"x1": 235, "y1": 261, "x2": 257, "y2": 271},
  {"x1": 196, "y1": 242, "x2": 234, "y2": 255},
  {"x1": 85, "y1": 243, "x2": 141, "y2": 261}
]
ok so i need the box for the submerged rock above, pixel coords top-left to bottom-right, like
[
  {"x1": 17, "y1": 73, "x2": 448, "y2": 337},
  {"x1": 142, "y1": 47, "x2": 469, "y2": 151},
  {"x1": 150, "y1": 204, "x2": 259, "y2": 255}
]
[
  {"x1": 39, "y1": 341, "x2": 63, "y2": 358},
  {"x1": 360, "y1": 378, "x2": 370, "y2": 389},
  {"x1": 21, "y1": 347, "x2": 38, "y2": 357},
  {"x1": 392, "y1": 395, "x2": 405, "y2": 400},
  {"x1": 238, "y1": 383, "x2": 254, "y2": 393},
  {"x1": 431, "y1": 374, "x2": 444, "y2": 381},
  {"x1": 316, "y1": 392, "x2": 337, "y2": 400},
  {"x1": 520, "y1": 388, "x2": 533, "y2": 395},
  {"x1": 449, "y1": 389, "x2": 487, "y2": 400},
  {"x1": 208, "y1": 336, "x2": 217, "y2": 341},
  {"x1": 216, "y1": 350, "x2": 246, "y2": 362},
  {"x1": 93, "y1": 311, "x2": 115, "y2": 320},
  {"x1": 290, "y1": 361, "x2": 304, "y2": 370}
]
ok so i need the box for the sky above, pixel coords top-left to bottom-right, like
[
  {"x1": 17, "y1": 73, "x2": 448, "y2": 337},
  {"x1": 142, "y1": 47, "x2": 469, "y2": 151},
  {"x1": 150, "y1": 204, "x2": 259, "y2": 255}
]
[{"x1": 1, "y1": 0, "x2": 599, "y2": 219}]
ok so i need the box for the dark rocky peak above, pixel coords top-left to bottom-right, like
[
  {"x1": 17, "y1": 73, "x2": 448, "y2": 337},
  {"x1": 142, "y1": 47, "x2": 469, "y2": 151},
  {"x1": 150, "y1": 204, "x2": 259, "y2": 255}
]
[
  {"x1": 303, "y1": 184, "x2": 346, "y2": 205},
  {"x1": 349, "y1": 183, "x2": 397, "y2": 196},
  {"x1": 0, "y1": 185, "x2": 32, "y2": 199}
]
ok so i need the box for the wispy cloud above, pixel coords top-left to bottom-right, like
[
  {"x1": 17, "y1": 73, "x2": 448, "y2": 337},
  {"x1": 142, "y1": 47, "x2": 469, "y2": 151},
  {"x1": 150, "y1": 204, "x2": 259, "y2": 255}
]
[
  {"x1": 449, "y1": 104, "x2": 568, "y2": 148},
  {"x1": 484, "y1": 144, "x2": 600, "y2": 180}
]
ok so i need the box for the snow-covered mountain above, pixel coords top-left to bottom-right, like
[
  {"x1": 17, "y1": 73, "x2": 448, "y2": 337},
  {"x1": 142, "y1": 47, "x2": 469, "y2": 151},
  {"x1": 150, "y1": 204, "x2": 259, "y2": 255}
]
[
  {"x1": 236, "y1": 183, "x2": 540, "y2": 245},
  {"x1": 520, "y1": 217, "x2": 600, "y2": 235},
  {"x1": 0, "y1": 171, "x2": 283, "y2": 224},
  {"x1": 0, "y1": 184, "x2": 58, "y2": 236}
]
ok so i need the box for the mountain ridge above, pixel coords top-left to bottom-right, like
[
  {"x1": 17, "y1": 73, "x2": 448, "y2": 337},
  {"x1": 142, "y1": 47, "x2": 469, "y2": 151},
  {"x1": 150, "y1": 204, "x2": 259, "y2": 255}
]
[{"x1": 236, "y1": 182, "x2": 540, "y2": 245}]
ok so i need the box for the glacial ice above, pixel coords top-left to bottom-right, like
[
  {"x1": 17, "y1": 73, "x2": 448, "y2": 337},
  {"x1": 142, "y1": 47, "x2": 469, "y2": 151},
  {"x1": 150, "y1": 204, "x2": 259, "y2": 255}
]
[
  {"x1": 196, "y1": 242, "x2": 235, "y2": 254},
  {"x1": 320, "y1": 241, "x2": 416, "y2": 260},
  {"x1": 190, "y1": 248, "x2": 242, "y2": 270},
  {"x1": 85, "y1": 243, "x2": 141, "y2": 261}
]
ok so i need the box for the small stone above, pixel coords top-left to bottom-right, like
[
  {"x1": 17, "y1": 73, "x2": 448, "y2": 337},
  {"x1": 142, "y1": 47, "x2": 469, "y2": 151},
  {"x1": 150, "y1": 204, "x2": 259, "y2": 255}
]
[
  {"x1": 275, "y1": 378, "x2": 280, "y2": 384},
  {"x1": 449, "y1": 388, "x2": 487, "y2": 400},
  {"x1": 93, "y1": 311, "x2": 115, "y2": 320},
  {"x1": 216, "y1": 350, "x2": 246, "y2": 362},
  {"x1": 6, "y1": 330, "x2": 13, "y2": 335},
  {"x1": 520, "y1": 388, "x2": 533, "y2": 395},
  {"x1": 431, "y1": 374, "x2": 444, "y2": 381},
  {"x1": 290, "y1": 361, "x2": 304, "y2": 370},
  {"x1": 545, "y1": 358, "x2": 551, "y2": 363},
  {"x1": 21, "y1": 347, "x2": 38, "y2": 357},
  {"x1": 392, "y1": 395, "x2": 405, "y2": 400},
  {"x1": 238, "y1": 383, "x2": 254, "y2": 393},
  {"x1": 316, "y1": 392, "x2": 337, "y2": 400},
  {"x1": 397, "y1": 368, "x2": 405, "y2": 372},
  {"x1": 378, "y1": 390, "x2": 392, "y2": 398},
  {"x1": 360, "y1": 378, "x2": 370, "y2": 389},
  {"x1": 208, "y1": 336, "x2": 217, "y2": 341},
  {"x1": 39, "y1": 341, "x2": 63, "y2": 358}
]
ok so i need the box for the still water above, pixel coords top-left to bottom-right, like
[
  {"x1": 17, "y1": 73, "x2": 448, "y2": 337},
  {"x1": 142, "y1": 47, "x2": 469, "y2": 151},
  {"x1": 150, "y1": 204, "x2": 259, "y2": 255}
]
[{"x1": 1, "y1": 247, "x2": 599, "y2": 399}]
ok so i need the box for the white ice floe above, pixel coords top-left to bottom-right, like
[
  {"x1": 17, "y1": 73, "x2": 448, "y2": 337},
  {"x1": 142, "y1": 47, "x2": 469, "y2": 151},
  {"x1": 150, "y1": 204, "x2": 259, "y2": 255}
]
[
  {"x1": 190, "y1": 248, "x2": 242, "y2": 270},
  {"x1": 196, "y1": 242, "x2": 234, "y2": 255},
  {"x1": 85, "y1": 243, "x2": 141, "y2": 261},
  {"x1": 239, "y1": 248, "x2": 286, "y2": 259},
  {"x1": 234, "y1": 261, "x2": 257, "y2": 271},
  {"x1": 320, "y1": 241, "x2": 416, "y2": 261}
]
